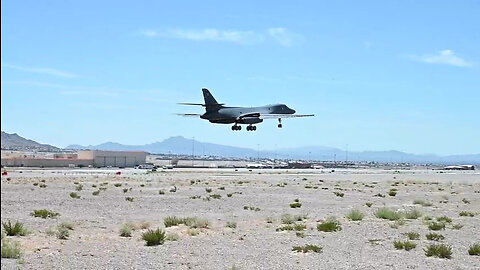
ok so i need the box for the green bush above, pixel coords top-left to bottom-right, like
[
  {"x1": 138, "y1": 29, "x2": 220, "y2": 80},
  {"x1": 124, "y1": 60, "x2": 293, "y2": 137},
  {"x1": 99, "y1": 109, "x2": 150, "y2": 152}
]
[
  {"x1": 69, "y1": 192, "x2": 80, "y2": 199},
  {"x1": 428, "y1": 222, "x2": 446, "y2": 231},
  {"x1": 292, "y1": 244, "x2": 322, "y2": 253},
  {"x1": 413, "y1": 199, "x2": 432, "y2": 207},
  {"x1": 406, "y1": 232, "x2": 420, "y2": 240},
  {"x1": 317, "y1": 218, "x2": 341, "y2": 232},
  {"x1": 365, "y1": 202, "x2": 373, "y2": 207},
  {"x1": 394, "y1": 240, "x2": 416, "y2": 251},
  {"x1": 289, "y1": 202, "x2": 302, "y2": 208},
  {"x1": 142, "y1": 228, "x2": 166, "y2": 246},
  {"x1": 436, "y1": 216, "x2": 452, "y2": 223},
  {"x1": 31, "y1": 209, "x2": 59, "y2": 219},
  {"x1": 459, "y1": 211, "x2": 475, "y2": 217},
  {"x1": 424, "y1": 244, "x2": 452, "y2": 259},
  {"x1": 2, "y1": 220, "x2": 27, "y2": 236},
  {"x1": 333, "y1": 191, "x2": 344, "y2": 197},
  {"x1": 468, "y1": 243, "x2": 480, "y2": 256},
  {"x1": 426, "y1": 233, "x2": 444, "y2": 241}
]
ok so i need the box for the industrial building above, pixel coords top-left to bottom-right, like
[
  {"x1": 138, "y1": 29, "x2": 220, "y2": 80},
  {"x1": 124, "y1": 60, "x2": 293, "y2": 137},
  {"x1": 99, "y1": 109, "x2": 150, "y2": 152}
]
[
  {"x1": 77, "y1": 150, "x2": 146, "y2": 167},
  {"x1": 1, "y1": 150, "x2": 146, "y2": 168}
]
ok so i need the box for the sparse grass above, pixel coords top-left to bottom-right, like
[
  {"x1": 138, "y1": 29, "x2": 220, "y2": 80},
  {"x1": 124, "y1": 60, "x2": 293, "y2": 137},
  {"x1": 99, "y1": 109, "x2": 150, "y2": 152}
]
[
  {"x1": 205, "y1": 188, "x2": 212, "y2": 193},
  {"x1": 119, "y1": 223, "x2": 135, "y2": 237},
  {"x1": 92, "y1": 190, "x2": 100, "y2": 196},
  {"x1": 123, "y1": 188, "x2": 128, "y2": 193},
  {"x1": 125, "y1": 197, "x2": 134, "y2": 202},
  {"x1": 459, "y1": 211, "x2": 475, "y2": 217},
  {"x1": 292, "y1": 244, "x2": 322, "y2": 253},
  {"x1": 394, "y1": 240, "x2": 417, "y2": 251},
  {"x1": 31, "y1": 209, "x2": 59, "y2": 219},
  {"x1": 226, "y1": 221, "x2": 237, "y2": 229},
  {"x1": 166, "y1": 233, "x2": 180, "y2": 241},
  {"x1": 75, "y1": 184, "x2": 83, "y2": 191},
  {"x1": 436, "y1": 216, "x2": 452, "y2": 223},
  {"x1": 424, "y1": 243, "x2": 452, "y2": 259},
  {"x1": 317, "y1": 217, "x2": 341, "y2": 232},
  {"x1": 365, "y1": 202, "x2": 373, "y2": 207},
  {"x1": 296, "y1": 232, "x2": 305, "y2": 238},
  {"x1": 388, "y1": 189, "x2": 397, "y2": 196},
  {"x1": 281, "y1": 214, "x2": 295, "y2": 224},
  {"x1": 346, "y1": 209, "x2": 364, "y2": 221},
  {"x1": 2, "y1": 221, "x2": 28, "y2": 236},
  {"x1": 452, "y1": 224, "x2": 464, "y2": 230},
  {"x1": 390, "y1": 219, "x2": 406, "y2": 229},
  {"x1": 462, "y1": 198, "x2": 470, "y2": 204},
  {"x1": 227, "y1": 193, "x2": 233, "y2": 197},
  {"x1": 413, "y1": 199, "x2": 433, "y2": 207},
  {"x1": 187, "y1": 228, "x2": 199, "y2": 236},
  {"x1": 39, "y1": 183, "x2": 47, "y2": 188},
  {"x1": 333, "y1": 191, "x2": 344, "y2": 197},
  {"x1": 426, "y1": 232, "x2": 445, "y2": 241},
  {"x1": 164, "y1": 216, "x2": 184, "y2": 227},
  {"x1": 405, "y1": 209, "x2": 423, "y2": 219},
  {"x1": 209, "y1": 194, "x2": 221, "y2": 199},
  {"x1": 375, "y1": 207, "x2": 403, "y2": 221},
  {"x1": 406, "y1": 232, "x2": 420, "y2": 240},
  {"x1": 56, "y1": 225, "x2": 70, "y2": 240},
  {"x1": 1, "y1": 239, "x2": 22, "y2": 259},
  {"x1": 243, "y1": 206, "x2": 261, "y2": 211},
  {"x1": 142, "y1": 228, "x2": 166, "y2": 246},
  {"x1": 114, "y1": 183, "x2": 122, "y2": 187},
  {"x1": 266, "y1": 217, "x2": 274, "y2": 224},
  {"x1": 70, "y1": 192, "x2": 80, "y2": 199},
  {"x1": 468, "y1": 243, "x2": 480, "y2": 256},
  {"x1": 138, "y1": 221, "x2": 150, "y2": 229},
  {"x1": 164, "y1": 216, "x2": 209, "y2": 229},
  {"x1": 428, "y1": 222, "x2": 446, "y2": 231},
  {"x1": 289, "y1": 202, "x2": 302, "y2": 208},
  {"x1": 158, "y1": 190, "x2": 165, "y2": 195}
]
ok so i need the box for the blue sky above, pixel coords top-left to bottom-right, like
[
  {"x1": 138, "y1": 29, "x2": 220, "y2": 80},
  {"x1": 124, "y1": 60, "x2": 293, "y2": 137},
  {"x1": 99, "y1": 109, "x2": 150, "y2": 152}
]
[{"x1": 1, "y1": 1, "x2": 479, "y2": 155}]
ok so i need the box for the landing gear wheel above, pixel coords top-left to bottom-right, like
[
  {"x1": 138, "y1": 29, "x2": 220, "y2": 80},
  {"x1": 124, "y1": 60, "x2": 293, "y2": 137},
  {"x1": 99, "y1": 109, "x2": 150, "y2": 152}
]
[
  {"x1": 232, "y1": 125, "x2": 241, "y2": 131},
  {"x1": 247, "y1": 126, "x2": 251, "y2": 131},
  {"x1": 278, "y1": 118, "x2": 282, "y2": 129},
  {"x1": 253, "y1": 126, "x2": 257, "y2": 131},
  {"x1": 278, "y1": 124, "x2": 282, "y2": 128}
]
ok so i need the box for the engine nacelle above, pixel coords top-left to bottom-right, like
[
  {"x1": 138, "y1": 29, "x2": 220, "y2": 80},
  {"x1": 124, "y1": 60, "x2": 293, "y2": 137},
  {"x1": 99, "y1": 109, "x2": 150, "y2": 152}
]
[{"x1": 239, "y1": 117, "x2": 263, "y2": 124}]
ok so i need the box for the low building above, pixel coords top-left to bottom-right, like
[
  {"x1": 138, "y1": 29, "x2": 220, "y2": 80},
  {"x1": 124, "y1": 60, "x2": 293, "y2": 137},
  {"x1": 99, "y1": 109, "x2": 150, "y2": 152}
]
[{"x1": 77, "y1": 150, "x2": 146, "y2": 167}]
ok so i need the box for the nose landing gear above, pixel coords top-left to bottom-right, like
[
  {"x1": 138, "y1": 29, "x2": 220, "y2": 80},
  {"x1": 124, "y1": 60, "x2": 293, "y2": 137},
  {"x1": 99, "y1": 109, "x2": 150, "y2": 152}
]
[{"x1": 278, "y1": 118, "x2": 283, "y2": 128}]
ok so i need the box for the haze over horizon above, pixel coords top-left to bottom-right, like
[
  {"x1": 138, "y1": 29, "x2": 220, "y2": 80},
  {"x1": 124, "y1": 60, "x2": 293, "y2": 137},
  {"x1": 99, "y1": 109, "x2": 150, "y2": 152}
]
[{"x1": 1, "y1": 1, "x2": 479, "y2": 156}]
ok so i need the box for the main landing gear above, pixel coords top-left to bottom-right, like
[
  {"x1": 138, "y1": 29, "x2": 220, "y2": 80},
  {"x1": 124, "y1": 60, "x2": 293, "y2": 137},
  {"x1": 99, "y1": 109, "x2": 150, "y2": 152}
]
[
  {"x1": 231, "y1": 125, "x2": 242, "y2": 131},
  {"x1": 246, "y1": 125, "x2": 257, "y2": 131},
  {"x1": 278, "y1": 118, "x2": 283, "y2": 128}
]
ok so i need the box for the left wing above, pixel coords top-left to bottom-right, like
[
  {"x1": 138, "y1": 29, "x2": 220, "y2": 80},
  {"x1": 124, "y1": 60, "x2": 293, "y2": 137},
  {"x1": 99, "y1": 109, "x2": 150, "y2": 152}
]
[{"x1": 260, "y1": 114, "x2": 315, "y2": 119}]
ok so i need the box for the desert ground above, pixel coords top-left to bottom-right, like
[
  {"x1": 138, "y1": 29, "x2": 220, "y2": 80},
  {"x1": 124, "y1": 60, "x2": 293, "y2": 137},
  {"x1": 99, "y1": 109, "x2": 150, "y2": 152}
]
[{"x1": 1, "y1": 167, "x2": 479, "y2": 269}]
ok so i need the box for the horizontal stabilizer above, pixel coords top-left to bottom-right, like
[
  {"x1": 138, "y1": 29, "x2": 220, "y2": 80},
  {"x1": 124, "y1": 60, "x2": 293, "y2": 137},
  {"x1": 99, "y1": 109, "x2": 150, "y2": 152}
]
[
  {"x1": 175, "y1": 113, "x2": 201, "y2": 117},
  {"x1": 178, "y1": 102, "x2": 225, "y2": 106}
]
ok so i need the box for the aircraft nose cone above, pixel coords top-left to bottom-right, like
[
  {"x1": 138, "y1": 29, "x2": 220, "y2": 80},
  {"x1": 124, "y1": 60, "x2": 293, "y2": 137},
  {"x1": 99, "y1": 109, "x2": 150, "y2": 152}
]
[{"x1": 290, "y1": 108, "x2": 296, "y2": 114}]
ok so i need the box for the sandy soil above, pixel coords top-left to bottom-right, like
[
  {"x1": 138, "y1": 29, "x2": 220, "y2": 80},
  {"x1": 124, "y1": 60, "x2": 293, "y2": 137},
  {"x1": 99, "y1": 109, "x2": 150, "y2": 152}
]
[{"x1": 1, "y1": 168, "x2": 479, "y2": 269}]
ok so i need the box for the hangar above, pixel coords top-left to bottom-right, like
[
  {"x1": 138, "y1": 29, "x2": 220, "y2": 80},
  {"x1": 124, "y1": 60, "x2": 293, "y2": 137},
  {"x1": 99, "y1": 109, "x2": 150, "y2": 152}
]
[{"x1": 77, "y1": 150, "x2": 146, "y2": 167}]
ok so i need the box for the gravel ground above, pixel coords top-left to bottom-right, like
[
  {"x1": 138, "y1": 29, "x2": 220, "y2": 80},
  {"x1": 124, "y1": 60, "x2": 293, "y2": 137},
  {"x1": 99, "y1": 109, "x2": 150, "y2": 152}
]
[{"x1": 1, "y1": 168, "x2": 479, "y2": 269}]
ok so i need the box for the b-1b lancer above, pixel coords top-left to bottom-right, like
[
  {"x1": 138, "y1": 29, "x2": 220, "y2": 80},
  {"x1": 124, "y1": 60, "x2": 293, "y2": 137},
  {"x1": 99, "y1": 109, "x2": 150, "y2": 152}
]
[{"x1": 178, "y1": 88, "x2": 314, "y2": 131}]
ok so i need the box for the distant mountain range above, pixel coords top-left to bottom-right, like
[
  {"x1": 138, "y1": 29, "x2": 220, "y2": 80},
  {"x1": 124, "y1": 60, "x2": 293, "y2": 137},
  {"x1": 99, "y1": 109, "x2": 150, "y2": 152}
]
[
  {"x1": 1, "y1": 131, "x2": 59, "y2": 152},
  {"x1": 67, "y1": 136, "x2": 480, "y2": 165}
]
